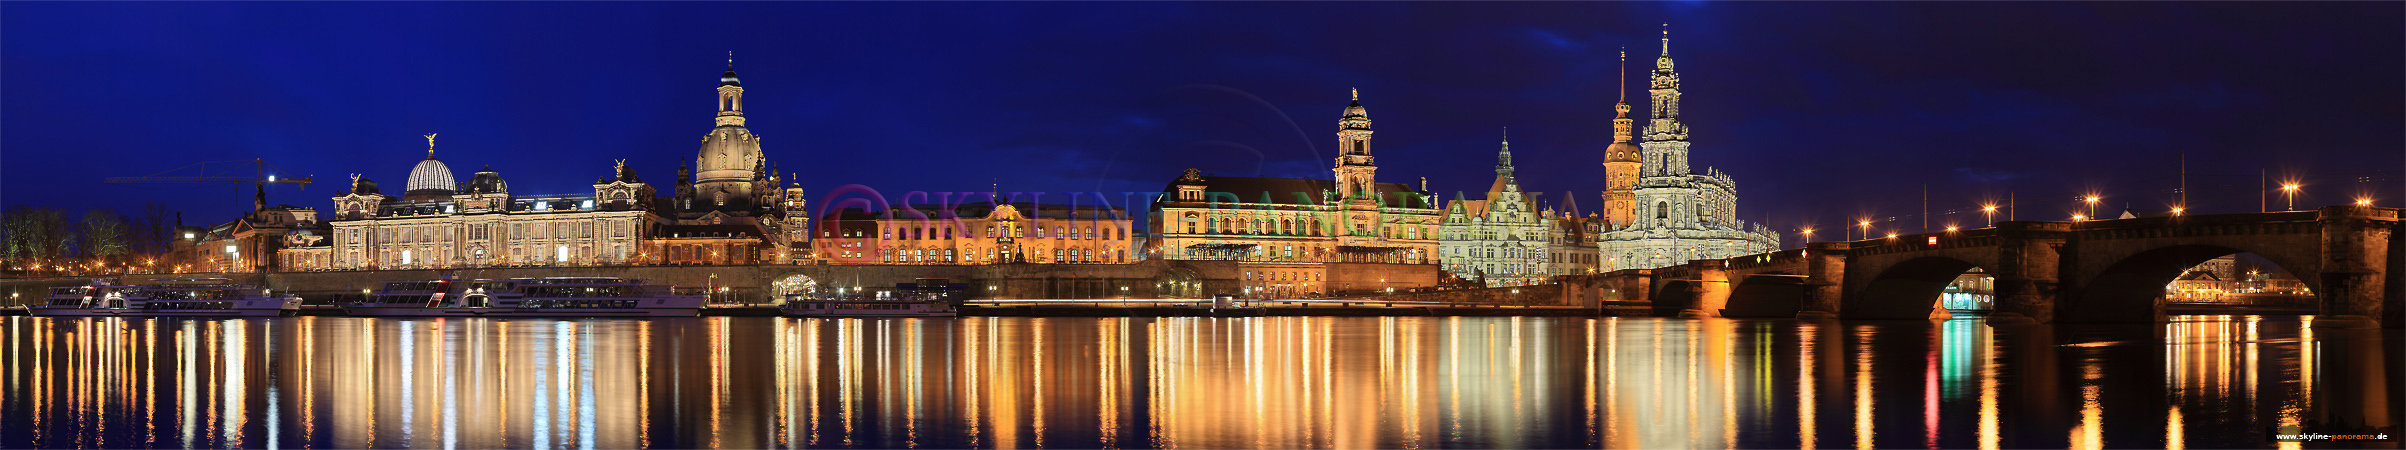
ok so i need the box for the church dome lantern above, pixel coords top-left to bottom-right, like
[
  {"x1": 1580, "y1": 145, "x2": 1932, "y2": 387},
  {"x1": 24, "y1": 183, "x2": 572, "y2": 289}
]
[{"x1": 464, "y1": 165, "x2": 508, "y2": 194}]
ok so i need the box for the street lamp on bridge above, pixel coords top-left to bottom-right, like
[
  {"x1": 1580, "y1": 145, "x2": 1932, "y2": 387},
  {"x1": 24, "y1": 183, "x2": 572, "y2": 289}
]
[
  {"x1": 1982, "y1": 204, "x2": 1998, "y2": 227},
  {"x1": 2282, "y1": 183, "x2": 2301, "y2": 211},
  {"x1": 2083, "y1": 195, "x2": 2101, "y2": 219},
  {"x1": 1857, "y1": 220, "x2": 1871, "y2": 242}
]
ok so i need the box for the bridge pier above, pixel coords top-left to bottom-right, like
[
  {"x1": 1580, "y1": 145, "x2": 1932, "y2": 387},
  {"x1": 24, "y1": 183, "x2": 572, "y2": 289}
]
[
  {"x1": 2315, "y1": 205, "x2": 2395, "y2": 328},
  {"x1": 1795, "y1": 242, "x2": 1846, "y2": 320},
  {"x1": 1990, "y1": 221, "x2": 2067, "y2": 324},
  {"x1": 1677, "y1": 260, "x2": 1731, "y2": 319}
]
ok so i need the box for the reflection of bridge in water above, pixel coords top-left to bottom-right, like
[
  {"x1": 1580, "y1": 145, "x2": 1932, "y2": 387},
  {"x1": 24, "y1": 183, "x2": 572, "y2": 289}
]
[{"x1": 1570, "y1": 205, "x2": 2400, "y2": 327}]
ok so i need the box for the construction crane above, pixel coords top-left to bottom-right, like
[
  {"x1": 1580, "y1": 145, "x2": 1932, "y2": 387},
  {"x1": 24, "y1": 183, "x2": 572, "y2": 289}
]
[{"x1": 106, "y1": 159, "x2": 313, "y2": 190}]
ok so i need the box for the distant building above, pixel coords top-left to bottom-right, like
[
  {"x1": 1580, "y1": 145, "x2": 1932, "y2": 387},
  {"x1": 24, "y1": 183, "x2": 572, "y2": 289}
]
[
  {"x1": 1438, "y1": 132, "x2": 1550, "y2": 287},
  {"x1": 314, "y1": 61, "x2": 805, "y2": 270},
  {"x1": 1941, "y1": 268, "x2": 1994, "y2": 310},
  {"x1": 1596, "y1": 29, "x2": 1779, "y2": 271},
  {"x1": 814, "y1": 202, "x2": 1133, "y2": 265},
  {"x1": 1146, "y1": 90, "x2": 1443, "y2": 297},
  {"x1": 324, "y1": 160, "x2": 655, "y2": 269},
  {"x1": 176, "y1": 185, "x2": 322, "y2": 273},
  {"x1": 1544, "y1": 206, "x2": 1602, "y2": 278},
  {"x1": 2168, "y1": 270, "x2": 2226, "y2": 301}
]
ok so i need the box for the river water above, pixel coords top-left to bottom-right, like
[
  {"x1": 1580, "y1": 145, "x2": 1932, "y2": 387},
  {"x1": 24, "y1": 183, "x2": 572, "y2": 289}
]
[{"x1": 0, "y1": 315, "x2": 2396, "y2": 449}]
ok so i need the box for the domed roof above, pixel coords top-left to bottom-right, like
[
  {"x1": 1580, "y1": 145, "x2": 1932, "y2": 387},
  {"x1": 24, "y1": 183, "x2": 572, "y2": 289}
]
[
  {"x1": 405, "y1": 155, "x2": 457, "y2": 196},
  {"x1": 1604, "y1": 141, "x2": 1642, "y2": 163},
  {"x1": 720, "y1": 68, "x2": 741, "y2": 87},
  {"x1": 464, "y1": 165, "x2": 508, "y2": 194}
]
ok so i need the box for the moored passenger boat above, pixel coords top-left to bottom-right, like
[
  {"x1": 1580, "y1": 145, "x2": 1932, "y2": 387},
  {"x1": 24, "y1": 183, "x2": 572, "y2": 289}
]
[
  {"x1": 342, "y1": 276, "x2": 706, "y2": 317},
  {"x1": 25, "y1": 278, "x2": 301, "y2": 317},
  {"x1": 779, "y1": 280, "x2": 962, "y2": 318}
]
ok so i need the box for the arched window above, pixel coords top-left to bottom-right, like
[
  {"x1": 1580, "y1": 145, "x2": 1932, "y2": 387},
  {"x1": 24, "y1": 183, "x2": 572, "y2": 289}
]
[{"x1": 1656, "y1": 202, "x2": 1669, "y2": 219}]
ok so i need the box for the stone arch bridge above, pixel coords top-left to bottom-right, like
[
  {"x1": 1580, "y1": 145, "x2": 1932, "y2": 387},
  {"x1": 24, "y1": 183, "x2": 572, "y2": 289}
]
[{"x1": 1569, "y1": 206, "x2": 2399, "y2": 327}]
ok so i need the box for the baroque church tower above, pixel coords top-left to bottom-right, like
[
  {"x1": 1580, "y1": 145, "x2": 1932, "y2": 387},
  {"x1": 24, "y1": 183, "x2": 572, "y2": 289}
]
[
  {"x1": 1641, "y1": 25, "x2": 1692, "y2": 178},
  {"x1": 692, "y1": 55, "x2": 766, "y2": 214},
  {"x1": 1596, "y1": 24, "x2": 1778, "y2": 272},
  {"x1": 1601, "y1": 48, "x2": 1643, "y2": 229},
  {"x1": 1333, "y1": 88, "x2": 1378, "y2": 210}
]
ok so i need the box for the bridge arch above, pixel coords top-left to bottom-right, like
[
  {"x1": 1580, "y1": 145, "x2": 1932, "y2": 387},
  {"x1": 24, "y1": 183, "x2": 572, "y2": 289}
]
[
  {"x1": 1848, "y1": 256, "x2": 1983, "y2": 320},
  {"x1": 1721, "y1": 274, "x2": 1808, "y2": 317},
  {"x1": 1652, "y1": 279, "x2": 1695, "y2": 316},
  {"x1": 2064, "y1": 244, "x2": 2320, "y2": 323}
]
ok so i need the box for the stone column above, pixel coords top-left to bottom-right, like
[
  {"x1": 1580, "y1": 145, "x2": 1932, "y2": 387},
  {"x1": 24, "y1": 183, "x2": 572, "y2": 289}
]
[
  {"x1": 2315, "y1": 206, "x2": 2396, "y2": 328},
  {"x1": 1796, "y1": 242, "x2": 1847, "y2": 319}
]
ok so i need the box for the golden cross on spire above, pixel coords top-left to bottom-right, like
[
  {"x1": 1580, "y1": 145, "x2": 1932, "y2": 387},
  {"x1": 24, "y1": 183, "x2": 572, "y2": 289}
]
[
  {"x1": 1351, "y1": 87, "x2": 1358, "y2": 101},
  {"x1": 423, "y1": 133, "x2": 437, "y2": 157}
]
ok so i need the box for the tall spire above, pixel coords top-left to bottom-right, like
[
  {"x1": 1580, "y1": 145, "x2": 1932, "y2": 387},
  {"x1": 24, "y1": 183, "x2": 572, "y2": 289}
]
[
  {"x1": 1496, "y1": 127, "x2": 1515, "y2": 179},
  {"x1": 1644, "y1": 22, "x2": 1690, "y2": 174},
  {"x1": 1613, "y1": 49, "x2": 1633, "y2": 145}
]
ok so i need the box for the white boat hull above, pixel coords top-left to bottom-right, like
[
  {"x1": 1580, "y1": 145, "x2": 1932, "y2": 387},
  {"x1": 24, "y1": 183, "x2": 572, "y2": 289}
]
[{"x1": 25, "y1": 298, "x2": 301, "y2": 318}]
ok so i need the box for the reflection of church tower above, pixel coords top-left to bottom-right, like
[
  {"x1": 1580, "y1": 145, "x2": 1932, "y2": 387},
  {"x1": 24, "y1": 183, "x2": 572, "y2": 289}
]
[
  {"x1": 1333, "y1": 89, "x2": 1378, "y2": 210},
  {"x1": 692, "y1": 55, "x2": 766, "y2": 214},
  {"x1": 1601, "y1": 48, "x2": 1642, "y2": 228}
]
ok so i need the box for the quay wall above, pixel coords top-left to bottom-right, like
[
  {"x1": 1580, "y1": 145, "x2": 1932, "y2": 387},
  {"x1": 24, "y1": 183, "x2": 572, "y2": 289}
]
[{"x1": 0, "y1": 260, "x2": 1445, "y2": 307}]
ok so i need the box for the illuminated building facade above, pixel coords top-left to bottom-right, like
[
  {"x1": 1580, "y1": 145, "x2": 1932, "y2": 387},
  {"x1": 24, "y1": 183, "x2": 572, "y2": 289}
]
[
  {"x1": 314, "y1": 61, "x2": 810, "y2": 270},
  {"x1": 1146, "y1": 90, "x2": 1442, "y2": 268},
  {"x1": 1596, "y1": 28, "x2": 1779, "y2": 271},
  {"x1": 324, "y1": 160, "x2": 656, "y2": 269},
  {"x1": 1544, "y1": 207, "x2": 1602, "y2": 277},
  {"x1": 815, "y1": 202, "x2": 1133, "y2": 265},
  {"x1": 177, "y1": 186, "x2": 323, "y2": 273},
  {"x1": 1438, "y1": 132, "x2": 1551, "y2": 287}
]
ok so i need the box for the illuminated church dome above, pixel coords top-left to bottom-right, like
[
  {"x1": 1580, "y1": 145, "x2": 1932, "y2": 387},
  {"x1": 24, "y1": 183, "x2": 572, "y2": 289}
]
[
  {"x1": 691, "y1": 58, "x2": 765, "y2": 212},
  {"x1": 403, "y1": 134, "x2": 458, "y2": 202}
]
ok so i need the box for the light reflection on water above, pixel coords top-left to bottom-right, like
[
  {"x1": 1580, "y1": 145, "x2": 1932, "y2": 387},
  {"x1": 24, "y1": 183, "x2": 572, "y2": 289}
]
[{"x1": 0, "y1": 315, "x2": 2395, "y2": 448}]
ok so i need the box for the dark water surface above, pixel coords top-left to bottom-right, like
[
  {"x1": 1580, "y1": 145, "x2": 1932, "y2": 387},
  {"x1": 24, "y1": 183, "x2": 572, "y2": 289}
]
[{"x1": 0, "y1": 315, "x2": 2397, "y2": 449}]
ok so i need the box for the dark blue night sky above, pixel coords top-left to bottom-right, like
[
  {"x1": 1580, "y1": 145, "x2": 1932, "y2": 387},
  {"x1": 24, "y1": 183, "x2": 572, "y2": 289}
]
[{"x1": 5, "y1": 2, "x2": 2399, "y2": 237}]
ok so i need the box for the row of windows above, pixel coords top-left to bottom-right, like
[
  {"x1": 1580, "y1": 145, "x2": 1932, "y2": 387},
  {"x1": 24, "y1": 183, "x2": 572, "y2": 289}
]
[
  {"x1": 870, "y1": 224, "x2": 1128, "y2": 241},
  {"x1": 345, "y1": 219, "x2": 632, "y2": 246},
  {"x1": 1447, "y1": 247, "x2": 1542, "y2": 259},
  {"x1": 1175, "y1": 216, "x2": 1432, "y2": 240},
  {"x1": 877, "y1": 247, "x2": 1126, "y2": 264},
  {"x1": 1243, "y1": 271, "x2": 1321, "y2": 282}
]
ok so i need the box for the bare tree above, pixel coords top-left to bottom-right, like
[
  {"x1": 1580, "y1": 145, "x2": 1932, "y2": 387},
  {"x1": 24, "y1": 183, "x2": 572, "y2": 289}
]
[
  {"x1": 132, "y1": 202, "x2": 176, "y2": 255},
  {"x1": 81, "y1": 209, "x2": 130, "y2": 263}
]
